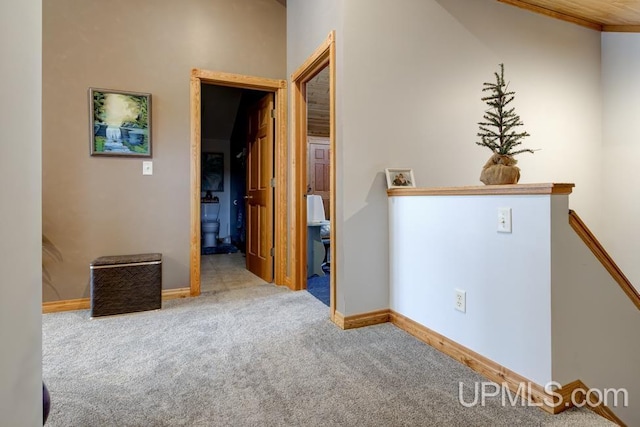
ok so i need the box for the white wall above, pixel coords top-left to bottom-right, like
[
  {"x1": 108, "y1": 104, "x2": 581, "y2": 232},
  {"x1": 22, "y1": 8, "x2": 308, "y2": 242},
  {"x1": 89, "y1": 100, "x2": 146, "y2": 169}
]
[
  {"x1": 289, "y1": 0, "x2": 601, "y2": 316},
  {"x1": 389, "y1": 194, "x2": 554, "y2": 385},
  {"x1": 551, "y1": 196, "x2": 639, "y2": 426},
  {"x1": 0, "y1": 0, "x2": 42, "y2": 424},
  {"x1": 287, "y1": 0, "x2": 345, "y2": 305},
  {"x1": 341, "y1": 0, "x2": 601, "y2": 315},
  {"x1": 602, "y1": 33, "x2": 640, "y2": 291},
  {"x1": 389, "y1": 192, "x2": 638, "y2": 424},
  {"x1": 202, "y1": 139, "x2": 232, "y2": 240},
  {"x1": 286, "y1": 0, "x2": 343, "y2": 74}
]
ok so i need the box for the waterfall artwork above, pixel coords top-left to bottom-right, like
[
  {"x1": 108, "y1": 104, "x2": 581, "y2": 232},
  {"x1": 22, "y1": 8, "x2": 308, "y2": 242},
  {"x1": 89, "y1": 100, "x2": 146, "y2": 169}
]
[{"x1": 89, "y1": 88, "x2": 152, "y2": 157}]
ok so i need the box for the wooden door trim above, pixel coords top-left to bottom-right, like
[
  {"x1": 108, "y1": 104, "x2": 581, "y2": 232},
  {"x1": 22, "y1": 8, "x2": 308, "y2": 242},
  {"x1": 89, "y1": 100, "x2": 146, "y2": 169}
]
[
  {"x1": 189, "y1": 69, "x2": 288, "y2": 296},
  {"x1": 291, "y1": 32, "x2": 337, "y2": 321}
]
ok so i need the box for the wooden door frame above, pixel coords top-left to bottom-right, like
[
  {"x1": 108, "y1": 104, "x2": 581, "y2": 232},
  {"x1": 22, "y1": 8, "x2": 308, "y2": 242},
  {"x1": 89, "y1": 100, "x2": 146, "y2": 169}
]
[
  {"x1": 189, "y1": 69, "x2": 288, "y2": 296},
  {"x1": 291, "y1": 32, "x2": 337, "y2": 320}
]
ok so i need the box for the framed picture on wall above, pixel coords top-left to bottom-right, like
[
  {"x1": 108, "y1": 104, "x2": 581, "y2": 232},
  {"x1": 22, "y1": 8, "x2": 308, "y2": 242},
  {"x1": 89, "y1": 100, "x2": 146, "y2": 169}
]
[
  {"x1": 385, "y1": 168, "x2": 415, "y2": 189},
  {"x1": 89, "y1": 88, "x2": 152, "y2": 157},
  {"x1": 202, "y1": 152, "x2": 224, "y2": 192}
]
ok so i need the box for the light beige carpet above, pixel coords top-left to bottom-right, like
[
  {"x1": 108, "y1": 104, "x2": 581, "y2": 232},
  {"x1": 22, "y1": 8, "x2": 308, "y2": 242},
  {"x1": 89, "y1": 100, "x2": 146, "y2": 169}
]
[{"x1": 43, "y1": 283, "x2": 615, "y2": 426}]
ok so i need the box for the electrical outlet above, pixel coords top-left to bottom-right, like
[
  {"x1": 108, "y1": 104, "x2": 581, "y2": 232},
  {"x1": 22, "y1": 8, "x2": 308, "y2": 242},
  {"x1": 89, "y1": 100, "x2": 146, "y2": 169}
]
[{"x1": 455, "y1": 289, "x2": 466, "y2": 313}]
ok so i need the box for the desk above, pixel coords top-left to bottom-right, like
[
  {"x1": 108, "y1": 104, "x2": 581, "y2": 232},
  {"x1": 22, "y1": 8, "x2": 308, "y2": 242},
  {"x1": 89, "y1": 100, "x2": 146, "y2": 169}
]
[{"x1": 307, "y1": 220, "x2": 329, "y2": 277}]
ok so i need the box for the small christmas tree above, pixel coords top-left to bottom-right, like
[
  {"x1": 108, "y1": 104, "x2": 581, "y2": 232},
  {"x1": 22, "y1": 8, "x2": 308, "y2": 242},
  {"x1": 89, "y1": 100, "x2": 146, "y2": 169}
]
[{"x1": 477, "y1": 63, "x2": 532, "y2": 157}]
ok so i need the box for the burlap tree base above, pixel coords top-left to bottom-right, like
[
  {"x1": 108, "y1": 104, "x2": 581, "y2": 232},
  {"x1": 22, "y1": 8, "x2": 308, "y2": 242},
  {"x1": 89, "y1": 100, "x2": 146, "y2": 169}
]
[{"x1": 480, "y1": 154, "x2": 520, "y2": 185}]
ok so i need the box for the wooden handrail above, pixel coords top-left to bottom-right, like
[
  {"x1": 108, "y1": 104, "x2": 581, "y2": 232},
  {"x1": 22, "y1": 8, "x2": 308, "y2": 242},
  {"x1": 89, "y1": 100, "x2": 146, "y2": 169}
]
[{"x1": 569, "y1": 210, "x2": 640, "y2": 311}]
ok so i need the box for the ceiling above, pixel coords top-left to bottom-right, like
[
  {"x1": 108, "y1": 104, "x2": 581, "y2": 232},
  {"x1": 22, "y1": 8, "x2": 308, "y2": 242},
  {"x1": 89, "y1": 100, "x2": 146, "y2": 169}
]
[
  {"x1": 276, "y1": 0, "x2": 639, "y2": 31},
  {"x1": 276, "y1": 0, "x2": 640, "y2": 33},
  {"x1": 306, "y1": 67, "x2": 330, "y2": 137},
  {"x1": 498, "y1": 0, "x2": 640, "y2": 31},
  {"x1": 286, "y1": 1, "x2": 639, "y2": 138}
]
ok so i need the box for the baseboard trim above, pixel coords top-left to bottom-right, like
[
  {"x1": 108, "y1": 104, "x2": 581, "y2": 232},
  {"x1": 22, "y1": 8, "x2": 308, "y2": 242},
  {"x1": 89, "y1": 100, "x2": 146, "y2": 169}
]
[
  {"x1": 390, "y1": 310, "x2": 553, "y2": 412},
  {"x1": 42, "y1": 287, "x2": 192, "y2": 313},
  {"x1": 332, "y1": 309, "x2": 390, "y2": 330},
  {"x1": 333, "y1": 311, "x2": 345, "y2": 328},
  {"x1": 558, "y1": 380, "x2": 626, "y2": 426},
  {"x1": 161, "y1": 287, "x2": 191, "y2": 300},
  {"x1": 42, "y1": 298, "x2": 90, "y2": 314},
  {"x1": 389, "y1": 310, "x2": 626, "y2": 424}
]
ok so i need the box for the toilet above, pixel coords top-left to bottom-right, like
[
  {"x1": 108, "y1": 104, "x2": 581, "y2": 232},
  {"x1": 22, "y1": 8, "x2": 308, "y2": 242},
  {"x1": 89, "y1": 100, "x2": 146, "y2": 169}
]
[{"x1": 201, "y1": 197, "x2": 220, "y2": 248}]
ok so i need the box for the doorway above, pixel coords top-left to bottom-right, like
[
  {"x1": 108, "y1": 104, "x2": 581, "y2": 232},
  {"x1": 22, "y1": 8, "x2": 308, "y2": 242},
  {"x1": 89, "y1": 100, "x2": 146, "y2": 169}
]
[
  {"x1": 190, "y1": 69, "x2": 288, "y2": 296},
  {"x1": 305, "y1": 68, "x2": 331, "y2": 306},
  {"x1": 291, "y1": 32, "x2": 337, "y2": 320},
  {"x1": 199, "y1": 85, "x2": 271, "y2": 292}
]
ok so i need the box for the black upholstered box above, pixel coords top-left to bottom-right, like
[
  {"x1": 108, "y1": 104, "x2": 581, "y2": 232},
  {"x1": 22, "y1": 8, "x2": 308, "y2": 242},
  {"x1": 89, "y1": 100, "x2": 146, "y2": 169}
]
[{"x1": 90, "y1": 253, "x2": 162, "y2": 317}]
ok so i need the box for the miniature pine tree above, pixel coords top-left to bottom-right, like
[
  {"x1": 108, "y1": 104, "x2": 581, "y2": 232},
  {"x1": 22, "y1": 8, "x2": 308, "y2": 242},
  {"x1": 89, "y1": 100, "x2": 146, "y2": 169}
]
[{"x1": 477, "y1": 64, "x2": 533, "y2": 157}]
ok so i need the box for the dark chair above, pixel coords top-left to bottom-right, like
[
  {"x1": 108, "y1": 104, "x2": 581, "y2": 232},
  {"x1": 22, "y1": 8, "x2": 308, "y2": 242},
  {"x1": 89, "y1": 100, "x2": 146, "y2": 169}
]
[{"x1": 320, "y1": 224, "x2": 330, "y2": 271}]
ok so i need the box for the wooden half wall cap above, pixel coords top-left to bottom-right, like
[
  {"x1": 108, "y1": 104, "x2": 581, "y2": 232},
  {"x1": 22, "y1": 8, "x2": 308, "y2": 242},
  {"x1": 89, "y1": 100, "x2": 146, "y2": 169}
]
[{"x1": 387, "y1": 183, "x2": 575, "y2": 197}]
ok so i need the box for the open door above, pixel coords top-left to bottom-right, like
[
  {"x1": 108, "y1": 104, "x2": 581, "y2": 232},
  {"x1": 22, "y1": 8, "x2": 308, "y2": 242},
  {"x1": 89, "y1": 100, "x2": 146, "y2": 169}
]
[
  {"x1": 245, "y1": 93, "x2": 274, "y2": 282},
  {"x1": 190, "y1": 69, "x2": 287, "y2": 296}
]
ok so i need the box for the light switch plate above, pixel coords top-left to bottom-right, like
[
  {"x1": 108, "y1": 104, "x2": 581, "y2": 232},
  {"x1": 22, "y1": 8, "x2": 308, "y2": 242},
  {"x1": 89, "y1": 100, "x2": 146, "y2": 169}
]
[
  {"x1": 497, "y1": 207, "x2": 512, "y2": 233},
  {"x1": 142, "y1": 161, "x2": 153, "y2": 175}
]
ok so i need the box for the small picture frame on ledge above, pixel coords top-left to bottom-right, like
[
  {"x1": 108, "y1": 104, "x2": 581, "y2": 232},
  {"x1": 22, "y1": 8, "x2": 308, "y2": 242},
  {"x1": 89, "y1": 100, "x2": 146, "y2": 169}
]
[
  {"x1": 89, "y1": 88, "x2": 152, "y2": 157},
  {"x1": 385, "y1": 168, "x2": 415, "y2": 189}
]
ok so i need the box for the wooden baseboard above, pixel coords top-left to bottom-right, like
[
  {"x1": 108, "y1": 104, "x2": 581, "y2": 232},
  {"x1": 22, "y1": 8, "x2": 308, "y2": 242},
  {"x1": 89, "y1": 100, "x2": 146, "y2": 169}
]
[
  {"x1": 389, "y1": 310, "x2": 625, "y2": 424},
  {"x1": 332, "y1": 311, "x2": 345, "y2": 328},
  {"x1": 283, "y1": 275, "x2": 293, "y2": 290},
  {"x1": 390, "y1": 311, "x2": 554, "y2": 412},
  {"x1": 42, "y1": 298, "x2": 90, "y2": 314},
  {"x1": 332, "y1": 309, "x2": 390, "y2": 330},
  {"x1": 161, "y1": 287, "x2": 191, "y2": 300},
  {"x1": 557, "y1": 380, "x2": 626, "y2": 426},
  {"x1": 42, "y1": 287, "x2": 192, "y2": 313}
]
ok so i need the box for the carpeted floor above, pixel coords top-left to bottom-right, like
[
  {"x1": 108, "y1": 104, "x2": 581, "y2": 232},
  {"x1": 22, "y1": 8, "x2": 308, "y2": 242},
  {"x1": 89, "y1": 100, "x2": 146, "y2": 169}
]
[{"x1": 42, "y1": 284, "x2": 614, "y2": 426}]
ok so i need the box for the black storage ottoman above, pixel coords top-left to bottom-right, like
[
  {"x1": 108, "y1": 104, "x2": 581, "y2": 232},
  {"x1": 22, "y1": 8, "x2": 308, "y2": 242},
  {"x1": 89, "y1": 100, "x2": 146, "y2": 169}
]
[{"x1": 90, "y1": 253, "x2": 162, "y2": 317}]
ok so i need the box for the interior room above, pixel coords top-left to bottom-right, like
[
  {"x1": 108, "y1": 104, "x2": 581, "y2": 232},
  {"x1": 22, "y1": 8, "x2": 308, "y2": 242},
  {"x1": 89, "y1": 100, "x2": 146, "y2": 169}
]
[
  {"x1": 199, "y1": 84, "x2": 270, "y2": 294},
  {"x1": 4, "y1": 0, "x2": 640, "y2": 425},
  {"x1": 305, "y1": 66, "x2": 332, "y2": 306}
]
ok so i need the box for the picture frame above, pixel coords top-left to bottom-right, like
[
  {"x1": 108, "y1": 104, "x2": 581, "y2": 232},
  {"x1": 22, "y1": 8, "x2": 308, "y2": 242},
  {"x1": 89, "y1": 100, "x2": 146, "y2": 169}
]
[
  {"x1": 202, "y1": 152, "x2": 224, "y2": 192},
  {"x1": 89, "y1": 88, "x2": 151, "y2": 157},
  {"x1": 385, "y1": 168, "x2": 416, "y2": 189}
]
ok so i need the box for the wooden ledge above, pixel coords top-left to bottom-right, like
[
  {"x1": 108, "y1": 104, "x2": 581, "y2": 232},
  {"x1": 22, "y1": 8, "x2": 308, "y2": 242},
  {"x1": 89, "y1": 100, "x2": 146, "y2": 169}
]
[{"x1": 388, "y1": 183, "x2": 574, "y2": 197}]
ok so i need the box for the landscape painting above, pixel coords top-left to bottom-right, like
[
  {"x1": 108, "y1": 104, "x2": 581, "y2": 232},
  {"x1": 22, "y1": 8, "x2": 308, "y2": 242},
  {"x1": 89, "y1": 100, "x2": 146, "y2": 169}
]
[{"x1": 90, "y1": 88, "x2": 151, "y2": 157}]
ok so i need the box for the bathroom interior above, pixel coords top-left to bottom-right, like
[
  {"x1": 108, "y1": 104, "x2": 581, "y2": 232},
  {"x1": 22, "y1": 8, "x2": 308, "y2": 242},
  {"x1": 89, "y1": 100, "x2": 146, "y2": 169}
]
[
  {"x1": 199, "y1": 67, "x2": 331, "y2": 304},
  {"x1": 199, "y1": 84, "x2": 269, "y2": 293}
]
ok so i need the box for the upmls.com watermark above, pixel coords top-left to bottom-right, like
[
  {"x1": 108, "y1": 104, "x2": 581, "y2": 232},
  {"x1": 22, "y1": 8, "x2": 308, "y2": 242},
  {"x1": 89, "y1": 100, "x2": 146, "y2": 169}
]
[{"x1": 458, "y1": 381, "x2": 629, "y2": 409}]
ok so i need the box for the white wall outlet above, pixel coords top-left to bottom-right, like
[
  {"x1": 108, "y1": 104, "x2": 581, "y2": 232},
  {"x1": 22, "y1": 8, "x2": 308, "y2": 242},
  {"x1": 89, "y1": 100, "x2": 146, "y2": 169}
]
[
  {"x1": 497, "y1": 207, "x2": 512, "y2": 233},
  {"x1": 455, "y1": 289, "x2": 466, "y2": 313},
  {"x1": 142, "y1": 161, "x2": 153, "y2": 175}
]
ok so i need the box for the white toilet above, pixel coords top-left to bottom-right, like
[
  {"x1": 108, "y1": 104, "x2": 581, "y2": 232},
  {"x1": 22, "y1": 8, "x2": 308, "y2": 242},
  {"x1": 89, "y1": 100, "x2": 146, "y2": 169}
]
[{"x1": 201, "y1": 199, "x2": 220, "y2": 248}]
